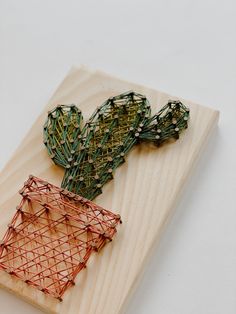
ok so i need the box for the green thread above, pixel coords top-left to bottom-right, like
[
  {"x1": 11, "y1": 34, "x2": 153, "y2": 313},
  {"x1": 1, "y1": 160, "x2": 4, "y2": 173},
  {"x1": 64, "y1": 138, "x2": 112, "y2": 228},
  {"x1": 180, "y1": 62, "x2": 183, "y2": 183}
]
[{"x1": 44, "y1": 91, "x2": 190, "y2": 200}]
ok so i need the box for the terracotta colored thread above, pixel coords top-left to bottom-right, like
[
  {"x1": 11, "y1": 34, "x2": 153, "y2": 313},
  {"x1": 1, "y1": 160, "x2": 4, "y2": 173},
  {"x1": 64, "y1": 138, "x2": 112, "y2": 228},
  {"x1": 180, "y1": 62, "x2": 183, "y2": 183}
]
[
  {"x1": 0, "y1": 176, "x2": 121, "y2": 300},
  {"x1": 0, "y1": 92, "x2": 189, "y2": 301}
]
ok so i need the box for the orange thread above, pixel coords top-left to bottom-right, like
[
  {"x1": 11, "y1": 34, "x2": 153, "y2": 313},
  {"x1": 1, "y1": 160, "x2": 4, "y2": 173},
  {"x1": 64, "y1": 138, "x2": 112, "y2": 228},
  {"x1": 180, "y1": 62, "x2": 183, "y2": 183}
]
[{"x1": 0, "y1": 176, "x2": 121, "y2": 300}]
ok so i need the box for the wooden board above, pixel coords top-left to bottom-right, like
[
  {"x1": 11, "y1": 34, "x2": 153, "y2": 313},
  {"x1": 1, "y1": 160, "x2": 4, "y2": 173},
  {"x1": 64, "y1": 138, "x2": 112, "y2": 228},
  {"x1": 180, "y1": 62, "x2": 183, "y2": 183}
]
[{"x1": 0, "y1": 66, "x2": 219, "y2": 314}]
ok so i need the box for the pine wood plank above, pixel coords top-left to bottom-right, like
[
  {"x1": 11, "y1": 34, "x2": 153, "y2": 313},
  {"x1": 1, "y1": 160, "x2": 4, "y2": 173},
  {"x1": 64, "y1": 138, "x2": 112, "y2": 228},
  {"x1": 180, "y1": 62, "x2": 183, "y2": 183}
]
[{"x1": 0, "y1": 66, "x2": 219, "y2": 313}]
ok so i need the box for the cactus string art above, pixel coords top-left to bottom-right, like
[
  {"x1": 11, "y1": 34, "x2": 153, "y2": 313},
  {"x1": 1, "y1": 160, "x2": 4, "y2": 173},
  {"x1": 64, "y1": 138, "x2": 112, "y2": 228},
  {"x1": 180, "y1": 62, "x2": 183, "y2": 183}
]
[
  {"x1": 0, "y1": 91, "x2": 189, "y2": 301},
  {"x1": 44, "y1": 91, "x2": 190, "y2": 200}
]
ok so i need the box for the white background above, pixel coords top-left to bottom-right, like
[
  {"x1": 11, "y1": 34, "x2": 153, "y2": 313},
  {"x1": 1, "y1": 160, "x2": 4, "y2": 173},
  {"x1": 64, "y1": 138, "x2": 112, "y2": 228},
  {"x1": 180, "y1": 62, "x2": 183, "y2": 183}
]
[{"x1": 0, "y1": 1, "x2": 236, "y2": 313}]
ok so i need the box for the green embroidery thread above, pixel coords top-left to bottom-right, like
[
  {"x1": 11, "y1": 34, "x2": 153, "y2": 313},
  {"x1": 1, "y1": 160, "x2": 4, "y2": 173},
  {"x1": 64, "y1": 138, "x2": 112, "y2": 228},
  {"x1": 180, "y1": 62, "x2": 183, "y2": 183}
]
[{"x1": 44, "y1": 91, "x2": 189, "y2": 200}]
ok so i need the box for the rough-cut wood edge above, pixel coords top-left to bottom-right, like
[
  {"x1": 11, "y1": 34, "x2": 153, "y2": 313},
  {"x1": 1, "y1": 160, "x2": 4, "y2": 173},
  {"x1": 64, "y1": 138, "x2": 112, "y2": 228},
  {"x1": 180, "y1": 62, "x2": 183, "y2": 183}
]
[{"x1": 0, "y1": 271, "x2": 56, "y2": 314}]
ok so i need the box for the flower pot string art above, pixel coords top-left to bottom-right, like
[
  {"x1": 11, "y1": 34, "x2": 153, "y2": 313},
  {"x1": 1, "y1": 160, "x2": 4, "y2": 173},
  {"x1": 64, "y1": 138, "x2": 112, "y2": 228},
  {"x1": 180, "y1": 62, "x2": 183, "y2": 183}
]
[{"x1": 0, "y1": 91, "x2": 189, "y2": 300}]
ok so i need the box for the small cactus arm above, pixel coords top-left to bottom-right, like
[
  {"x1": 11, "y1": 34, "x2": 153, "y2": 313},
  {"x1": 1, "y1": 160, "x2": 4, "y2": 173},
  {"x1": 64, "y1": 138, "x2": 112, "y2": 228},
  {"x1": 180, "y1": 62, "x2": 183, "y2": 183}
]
[
  {"x1": 44, "y1": 91, "x2": 190, "y2": 200},
  {"x1": 43, "y1": 105, "x2": 83, "y2": 168}
]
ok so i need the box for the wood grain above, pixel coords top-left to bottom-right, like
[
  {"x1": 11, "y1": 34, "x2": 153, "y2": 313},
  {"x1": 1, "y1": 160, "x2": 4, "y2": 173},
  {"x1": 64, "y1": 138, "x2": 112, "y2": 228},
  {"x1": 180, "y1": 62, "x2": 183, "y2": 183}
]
[{"x1": 0, "y1": 66, "x2": 219, "y2": 314}]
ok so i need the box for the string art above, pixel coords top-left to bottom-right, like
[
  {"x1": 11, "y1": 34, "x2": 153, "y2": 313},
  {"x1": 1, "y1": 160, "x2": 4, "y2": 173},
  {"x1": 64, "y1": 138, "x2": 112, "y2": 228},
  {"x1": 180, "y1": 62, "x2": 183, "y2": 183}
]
[
  {"x1": 0, "y1": 91, "x2": 189, "y2": 301},
  {"x1": 44, "y1": 91, "x2": 190, "y2": 200},
  {"x1": 0, "y1": 176, "x2": 121, "y2": 300}
]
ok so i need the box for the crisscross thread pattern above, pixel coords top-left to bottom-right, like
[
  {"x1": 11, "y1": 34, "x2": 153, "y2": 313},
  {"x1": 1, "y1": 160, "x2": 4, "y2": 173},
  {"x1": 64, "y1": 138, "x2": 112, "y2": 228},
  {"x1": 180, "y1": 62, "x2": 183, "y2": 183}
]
[
  {"x1": 0, "y1": 176, "x2": 121, "y2": 300},
  {"x1": 44, "y1": 91, "x2": 190, "y2": 200},
  {"x1": 0, "y1": 92, "x2": 189, "y2": 300}
]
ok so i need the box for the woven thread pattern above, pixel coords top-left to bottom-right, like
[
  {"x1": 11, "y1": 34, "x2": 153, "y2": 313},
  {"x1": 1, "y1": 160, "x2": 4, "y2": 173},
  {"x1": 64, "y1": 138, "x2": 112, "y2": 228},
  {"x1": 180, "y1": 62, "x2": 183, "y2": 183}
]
[
  {"x1": 0, "y1": 92, "x2": 189, "y2": 301},
  {"x1": 43, "y1": 105, "x2": 83, "y2": 168},
  {"x1": 0, "y1": 176, "x2": 121, "y2": 300},
  {"x1": 44, "y1": 91, "x2": 190, "y2": 200}
]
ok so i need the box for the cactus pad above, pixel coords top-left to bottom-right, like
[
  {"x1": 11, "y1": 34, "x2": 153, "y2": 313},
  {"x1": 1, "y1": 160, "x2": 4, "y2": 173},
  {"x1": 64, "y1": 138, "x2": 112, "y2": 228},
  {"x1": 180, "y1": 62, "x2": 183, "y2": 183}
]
[
  {"x1": 43, "y1": 105, "x2": 83, "y2": 168},
  {"x1": 44, "y1": 91, "x2": 190, "y2": 200}
]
